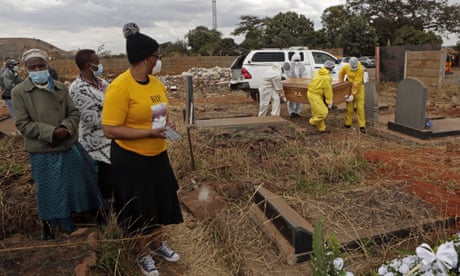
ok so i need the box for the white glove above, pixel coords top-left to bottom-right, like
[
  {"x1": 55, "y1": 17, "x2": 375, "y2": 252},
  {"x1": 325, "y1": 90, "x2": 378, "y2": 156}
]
[
  {"x1": 345, "y1": 95, "x2": 354, "y2": 102},
  {"x1": 327, "y1": 103, "x2": 333, "y2": 109}
]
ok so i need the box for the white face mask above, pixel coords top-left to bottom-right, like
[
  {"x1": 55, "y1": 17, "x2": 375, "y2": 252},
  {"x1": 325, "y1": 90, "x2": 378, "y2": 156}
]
[{"x1": 151, "y1": 59, "x2": 162, "y2": 75}]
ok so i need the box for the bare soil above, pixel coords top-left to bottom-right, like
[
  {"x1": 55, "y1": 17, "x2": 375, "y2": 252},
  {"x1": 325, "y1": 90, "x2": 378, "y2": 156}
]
[{"x1": 1, "y1": 71, "x2": 460, "y2": 275}]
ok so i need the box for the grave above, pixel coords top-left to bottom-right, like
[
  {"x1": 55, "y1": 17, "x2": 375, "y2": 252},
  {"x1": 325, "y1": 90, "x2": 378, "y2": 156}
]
[
  {"x1": 387, "y1": 78, "x2": 460, "y2": 139},
  {"x1": 364, "y1": 80, "x2": 378, "y2": 123},
  {"x1": 249, "y1": 184, "x2": 456, "y2": 265},
  {"x1": 183, "y1": 74, "x2": 289, "y2": 169}
]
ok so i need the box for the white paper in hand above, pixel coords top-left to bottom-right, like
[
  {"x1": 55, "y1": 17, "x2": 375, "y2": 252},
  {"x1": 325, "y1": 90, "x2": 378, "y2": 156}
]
[{"x1": 164, "y1": 127, "x2": 181, "y2": 141}]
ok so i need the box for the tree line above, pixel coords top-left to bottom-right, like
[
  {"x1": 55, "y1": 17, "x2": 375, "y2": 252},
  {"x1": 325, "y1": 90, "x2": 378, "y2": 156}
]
[{"x1": 159, "y1": 0, "x2": 460, "y2": 57}]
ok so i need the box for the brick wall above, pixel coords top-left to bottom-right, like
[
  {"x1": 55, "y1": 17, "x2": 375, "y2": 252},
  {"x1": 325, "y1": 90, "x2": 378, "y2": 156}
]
[{"x1": 50, "y1": 56, "x2": 236, "y2": 81}]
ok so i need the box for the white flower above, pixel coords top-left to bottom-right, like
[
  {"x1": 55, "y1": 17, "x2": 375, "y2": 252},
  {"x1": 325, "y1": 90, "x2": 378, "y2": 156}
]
[
  {"x1": 390, "y1": 258, "x2": 402, "y2": 268},
  {"x1": 398, "y1": 263, "x2": 410, "y2": 274},
  {"x1": 416, "y1": 242, "x2": 458, "y2": 274},
  {"x1": 333, "y1": 257, "x2": 344, "y2": 270},
  {"x1": 377, "y1": 265, "x2": 388, "y2": 275}
]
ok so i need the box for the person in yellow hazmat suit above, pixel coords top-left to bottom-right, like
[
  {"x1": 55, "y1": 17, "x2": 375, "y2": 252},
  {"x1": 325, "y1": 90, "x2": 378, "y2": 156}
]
[
  {"x1": 307, "y1": 60, "x2": 335, "y2": 133},
  {"x1": 339, "y1": 57, "x2": 366, "y2": 133}
]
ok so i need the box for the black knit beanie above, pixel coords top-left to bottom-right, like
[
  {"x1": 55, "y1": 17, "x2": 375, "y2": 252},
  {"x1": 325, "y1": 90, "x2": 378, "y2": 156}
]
[{"x1": 123, "y1": 22, "x2": 159, "y2": 64}]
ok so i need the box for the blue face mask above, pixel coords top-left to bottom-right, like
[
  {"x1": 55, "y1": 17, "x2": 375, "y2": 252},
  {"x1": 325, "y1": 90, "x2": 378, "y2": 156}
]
[
  {"x1": 91, "y1": 63, "x2": 103, "y2": 77},
  {"x1": 29, "y1": 69, "x2": 50, "y2": 84}
]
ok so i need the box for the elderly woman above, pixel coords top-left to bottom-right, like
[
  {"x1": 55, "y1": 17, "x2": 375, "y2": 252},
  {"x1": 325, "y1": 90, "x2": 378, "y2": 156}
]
[
  {"x1": 11, "y1": 49, "x2": 104, "y2": 239},
  {"x1": 102, "y1": 23, "x2": 183, "y2": 276}
]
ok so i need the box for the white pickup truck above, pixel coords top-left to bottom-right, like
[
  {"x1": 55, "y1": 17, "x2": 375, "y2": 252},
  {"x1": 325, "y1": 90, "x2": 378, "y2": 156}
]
[{"x1": 229, "y1": 47, "x2": 346, "y2": 101}]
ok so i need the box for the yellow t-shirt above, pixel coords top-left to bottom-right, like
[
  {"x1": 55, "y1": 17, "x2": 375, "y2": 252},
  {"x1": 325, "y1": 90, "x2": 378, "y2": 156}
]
[{"x1": 102, "y1": 70, "x2": 168, "y2": 156}]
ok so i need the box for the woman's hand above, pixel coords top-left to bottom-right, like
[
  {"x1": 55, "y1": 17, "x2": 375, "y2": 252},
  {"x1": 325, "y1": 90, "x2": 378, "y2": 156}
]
[
  {"x1": 150, "y1": 127, "x2": 167, "y2": 139},
  {"x1": 53, "y1": 127, "x2": 70, "y2": 141}
]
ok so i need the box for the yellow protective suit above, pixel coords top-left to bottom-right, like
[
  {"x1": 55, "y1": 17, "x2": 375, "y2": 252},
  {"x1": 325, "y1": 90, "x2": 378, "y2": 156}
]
[
  {"x1": 338, "y1": 63, "x2": 366, "y2": 128},
  {"x1": 307, "y1": 67, "x2": 333, "y2": 132}
]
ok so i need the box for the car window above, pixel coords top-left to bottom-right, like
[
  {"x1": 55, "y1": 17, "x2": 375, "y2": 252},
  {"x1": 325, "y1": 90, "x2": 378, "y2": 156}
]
[
  {"x1": 251, "y1": 52, "x2": 285, "y2": 62},
  {"x1": 312, "y1": 51, "x2": 335, "y2": 64}
]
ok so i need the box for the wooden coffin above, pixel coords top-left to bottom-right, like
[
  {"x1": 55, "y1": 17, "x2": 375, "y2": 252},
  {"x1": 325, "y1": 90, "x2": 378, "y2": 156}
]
[{"x1": 282, "y1": 78, "x2": 352, "y2": 105}]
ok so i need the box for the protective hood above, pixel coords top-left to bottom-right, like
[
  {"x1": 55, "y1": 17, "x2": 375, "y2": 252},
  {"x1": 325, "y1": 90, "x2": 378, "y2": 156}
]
[
  {"x1": 317, "y1": 67, "x2": 331, "y2": 76},
  {"x1": 291, "y1": 53, "x2": 301, "y2": 62}
]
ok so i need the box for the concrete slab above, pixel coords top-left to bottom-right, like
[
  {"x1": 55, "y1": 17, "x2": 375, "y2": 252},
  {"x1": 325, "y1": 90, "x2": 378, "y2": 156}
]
[
  {"x1": 432, "y1": 118, "x2": 460, "y2": 133},
  {"x1": 181, "y1": 186, "x2": 227, "y2": 221},
  {"x1": 194, "y1": 116, "x2": 288, "y2": 129}
]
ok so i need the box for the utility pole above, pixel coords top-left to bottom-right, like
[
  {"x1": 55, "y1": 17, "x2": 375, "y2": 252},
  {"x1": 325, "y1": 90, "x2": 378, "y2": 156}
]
[{"x1": 212, "y1": 0, "x2": 217, "y2": 30}]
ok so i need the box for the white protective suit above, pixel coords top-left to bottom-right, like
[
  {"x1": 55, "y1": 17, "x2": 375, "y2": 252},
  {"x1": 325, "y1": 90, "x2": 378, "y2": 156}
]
[
  {"x1": 258, "y1": 65, "x2": 284, "y2": 117},
  {"x1": 287, "y1": 53, "x2": 307, "y2": 116}
]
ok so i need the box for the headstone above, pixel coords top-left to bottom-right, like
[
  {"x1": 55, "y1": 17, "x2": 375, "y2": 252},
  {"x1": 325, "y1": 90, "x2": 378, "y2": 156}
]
[
  {"x1": 364, "y1": 80, "x2": 378, "y2": 123},
  {"x1": 394, "y1": 78, "x2": 427, "y2": 129}
]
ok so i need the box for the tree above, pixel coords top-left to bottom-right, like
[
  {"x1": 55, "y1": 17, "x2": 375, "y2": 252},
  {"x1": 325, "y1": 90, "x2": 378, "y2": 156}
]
[
  {"x1": 232, "y1": 15, "x2": 267, "y2": 50},
  {"x1": 341, "y1": 16, "x2": 378, "y2": 56},
  {"x1": 263, "y1": 12, "x2": 315, "y2": 48},
  {"x1": 186, "y1": 26, "x2": 222, "y2": 56},
  {"x1": 346, "y1": 0, "x2": 460, "y2": 45},
  {"x1": 215, "y1": 38, "x2": 238, "y2": 56},
  {"x1": 321, "y1": 5, "x2": 350, "y2": 49},
  {"x1": 392, "y1": 26, "x2": 442, "y2": 46},
  {"x1": 160, "y1": 40, "x2": 189, "y2": 57}
]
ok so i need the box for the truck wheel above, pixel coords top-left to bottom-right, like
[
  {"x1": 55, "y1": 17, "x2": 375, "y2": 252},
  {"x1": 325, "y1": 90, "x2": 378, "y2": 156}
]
[{"x1": 250, "y1": 91, "x2": 259, "y2": 102}]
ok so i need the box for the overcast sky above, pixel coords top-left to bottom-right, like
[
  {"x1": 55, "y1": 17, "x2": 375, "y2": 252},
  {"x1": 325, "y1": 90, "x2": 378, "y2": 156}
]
[{"x1": 0, "y1": 0, "x2": 458, "y2": 54}]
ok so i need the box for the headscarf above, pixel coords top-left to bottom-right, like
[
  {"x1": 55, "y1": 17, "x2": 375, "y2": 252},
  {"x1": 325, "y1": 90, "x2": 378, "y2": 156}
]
[{"x1": 22, "y1": 49, "x2": 49, "y2": 66}]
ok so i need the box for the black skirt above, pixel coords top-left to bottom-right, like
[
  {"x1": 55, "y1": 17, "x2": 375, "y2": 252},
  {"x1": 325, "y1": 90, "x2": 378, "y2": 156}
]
[{"x1": 111, "y1": 141, "x2": 183, "y2": 235}]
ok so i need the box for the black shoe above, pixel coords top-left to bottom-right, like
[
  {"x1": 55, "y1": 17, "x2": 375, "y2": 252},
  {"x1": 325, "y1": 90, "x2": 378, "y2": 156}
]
[
  {"x1": 289, "y1": 113, "x2": 295, "y2": 118},
  {"x1": 344, "y1": 125, "x2": 351, "y2": 129},
  {"x1": 41, "y1": 221, "x2": 55, "y2": 240},
  {"x1": 360, "y1": 127, "x2": 366, "y2": 133},
  {"x1": 293, "y1": 113, "x2": 300, "y2": 117}
]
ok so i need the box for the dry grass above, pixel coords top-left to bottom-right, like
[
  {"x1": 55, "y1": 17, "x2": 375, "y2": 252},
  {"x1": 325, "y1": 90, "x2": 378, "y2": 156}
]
[
  {"x1": 1, "y1": 78, "x2": 460, "y2": 274},
  {"x1": 166, "y1": 96, "x2": 457, "y2": 274}
]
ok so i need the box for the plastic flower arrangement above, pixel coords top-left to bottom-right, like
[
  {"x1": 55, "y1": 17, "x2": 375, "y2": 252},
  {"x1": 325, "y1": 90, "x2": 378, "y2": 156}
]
[
  {"x1": 311, "y1": 219, "x2": 460, "y2": 275},
  {"x1": 377, "y1": 234, "x2": 460, "y2": 276},
  {"x1": 310, "y1": 219, "x2": 354, "y2": 276}
]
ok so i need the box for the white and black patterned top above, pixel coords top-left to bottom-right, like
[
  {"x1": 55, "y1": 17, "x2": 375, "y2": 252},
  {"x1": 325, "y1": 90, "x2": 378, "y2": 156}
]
[{"x1": 69, "y1": 76, "x2": 111, "y2": 164}]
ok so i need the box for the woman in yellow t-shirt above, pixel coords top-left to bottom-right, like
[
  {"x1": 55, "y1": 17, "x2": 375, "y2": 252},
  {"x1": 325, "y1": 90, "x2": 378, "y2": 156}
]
[{"x1": 102, "y1": 22, "x2": 182, "y2": 276}]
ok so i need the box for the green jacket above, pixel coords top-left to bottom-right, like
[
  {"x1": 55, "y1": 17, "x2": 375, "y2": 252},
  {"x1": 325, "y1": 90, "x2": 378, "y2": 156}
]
[{"x1": 12, "y1": 77, "x2": 80, "y2": 153}]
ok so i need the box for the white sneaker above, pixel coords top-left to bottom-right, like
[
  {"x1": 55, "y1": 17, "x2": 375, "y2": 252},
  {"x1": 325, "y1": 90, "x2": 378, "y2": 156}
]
[
  {"x1": 137, "y1": 255, "x2": 159, "y2": 276},
  {"x1": 149, "y1": 241, "x2": 180, "y2": 262}
]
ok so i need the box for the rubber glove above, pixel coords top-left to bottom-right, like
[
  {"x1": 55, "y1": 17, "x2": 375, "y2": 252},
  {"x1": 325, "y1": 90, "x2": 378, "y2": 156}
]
[{"x1": 345, "y1": 95, "x2": 354, "y2": 102}]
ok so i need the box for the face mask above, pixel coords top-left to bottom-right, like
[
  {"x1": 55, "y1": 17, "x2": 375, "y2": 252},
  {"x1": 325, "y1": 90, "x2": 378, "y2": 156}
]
[
  {"x1": 151, "y1": 59, "x2": 162, "y2": 75},
  {"x1": 13, "y1": 65, "x2": 18, "y2": 71},
  {"x1": 29, "y1": 69, "x2": 50, "y2": 84},
  {"x1": 91, "y1": 63, "x2": 103, "y2": 77}
]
